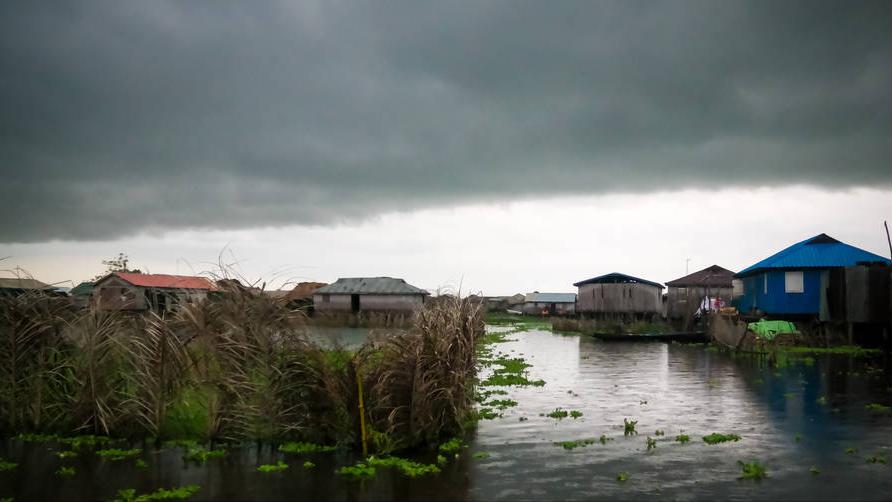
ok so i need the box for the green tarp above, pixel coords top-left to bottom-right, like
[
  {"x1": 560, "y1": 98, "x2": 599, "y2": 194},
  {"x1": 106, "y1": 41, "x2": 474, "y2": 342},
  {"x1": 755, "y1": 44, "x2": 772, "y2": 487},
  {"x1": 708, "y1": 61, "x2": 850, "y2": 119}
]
[{"x1": 747, "y1": 319, "x2": 799, "y2": 340}]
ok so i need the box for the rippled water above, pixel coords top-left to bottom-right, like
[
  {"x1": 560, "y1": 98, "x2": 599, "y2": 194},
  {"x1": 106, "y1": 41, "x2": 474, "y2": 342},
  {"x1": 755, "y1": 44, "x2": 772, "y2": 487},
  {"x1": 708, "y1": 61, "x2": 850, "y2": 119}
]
[{"x1": 3, "y1": 326, "x2": 891, "y2": 501}]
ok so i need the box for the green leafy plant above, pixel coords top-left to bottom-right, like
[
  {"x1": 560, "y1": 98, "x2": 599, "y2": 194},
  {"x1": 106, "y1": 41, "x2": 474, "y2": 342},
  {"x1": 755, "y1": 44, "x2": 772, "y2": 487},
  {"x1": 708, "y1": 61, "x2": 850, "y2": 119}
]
[
  {"x1": 816, "y1": 396, "x2": 827, "y2": 406},
  {"x1": 113, "y1": 485, "x2": 200, "y2": 502},
  {"x1": 738, "y1": 460, "x2": 766, "y2": 480},
  {"x1": 367, "y1": 456, "x2": 441, "y2": 477},
  {"x1": 257, "y1": 461, "x2": 289, "y2": 473},
  {"x1": 183, "y1": 446, "x2": 226, "y2": 463},
  {"x1": 810, "y1": 466, "x2": 820, "y2": 475},
  {"x1": 436, "y1": 454, "x2": 448, "y2": 465},
  {"x1": 336, "y1": 462, "x2": 376, "y2": 479},
  {"x1": 654, "y1": 429, "x2": 664, "y2": 436},
  {"x1": 623, "y1": 418, "x2": 638, "y2": 436},
  {"x1": 845, "y1": 447, "x2": 857, "y2": 455},
  {"x1": 438, "y1": 437, "x2": 464, "y2": 454},
  {"x1": 617, "y1": 472, "x2": 628, "y2": 482},
  {"x1": 645, "y1": 436, "x2": 657, "y2": 450},
  {"x1": 599, "y1": 434, "x2": 613, "y2": 444},
  {"x1": 0, "y1": 458, "x2": 17, "y2": 472},
  {"x1": 570, "y1": 410, "x2": 583, "y2": 419},
  {"x1": 794, "y1": 434, "x2": 802, "y2": 443},
  {"x1": 547, "y1": 408, "x2": 569, "y2": 419},
  {"x1": 55, "y1": 450, "x2": 77, "y2": 459},
  {"x1": 556, "y1": 438, "x2": 596, "y2": 450},
  {"x1": 865, "y1": 403, "x2": 891, "y2": 413},
  {"x1": 96, "y1": 448, "x2": 141, "y2": 461},
  {"x1": 56, "y1": 466, "x2": 76, "y2": 477},
  {"x1": 278, "y1": 442, "x2": 338, "y2": 454},
  {"x1": 135, "y1": 459, "x2": 148, "y2": 469},
  {"x1": 866, "y1": 453, "x2": 887, "y2": 464},
  {"x1": 675, "y1": 434, "x2": 690, "y2": 444},
  {"x1": 702, "y1": 433, "x2": 741, "y2": 445},
  {"x1": 302, "y1": 461, "x2": 315, "y2": 469},
  {"x1": 472, "y1": 452, "x2": 490, "y2": 459}
]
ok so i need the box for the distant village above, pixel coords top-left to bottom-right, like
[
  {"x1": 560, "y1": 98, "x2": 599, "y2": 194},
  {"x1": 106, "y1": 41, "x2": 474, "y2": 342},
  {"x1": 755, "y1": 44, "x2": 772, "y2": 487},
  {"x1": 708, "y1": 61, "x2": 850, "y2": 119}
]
[{"x1": 2, "y1": 232, "x2": 891, "y2": 346}]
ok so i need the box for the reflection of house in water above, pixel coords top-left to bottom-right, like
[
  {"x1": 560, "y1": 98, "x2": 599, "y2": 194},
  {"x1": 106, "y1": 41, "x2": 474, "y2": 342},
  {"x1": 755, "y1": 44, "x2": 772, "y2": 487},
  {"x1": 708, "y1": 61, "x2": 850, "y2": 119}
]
[
  {"x1": 312, "y1": 277, "x2": 428, "y2": 314},
  {"x1": 94, "y1": 272, "x2": 218, "y2": 312},
  {"x1": 573, "y1": 272, "x2": 663, "y2": 321},
  {"x1": 521, "y1": 292, "x2": 576, "y2": 316}
]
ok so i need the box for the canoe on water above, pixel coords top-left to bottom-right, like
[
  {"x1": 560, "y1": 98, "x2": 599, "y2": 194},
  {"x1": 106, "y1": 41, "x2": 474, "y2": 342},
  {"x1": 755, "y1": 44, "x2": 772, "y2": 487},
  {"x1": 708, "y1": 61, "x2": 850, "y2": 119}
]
[{"x1": 591, "y1": 331, "x2": 708, "y2": 343}]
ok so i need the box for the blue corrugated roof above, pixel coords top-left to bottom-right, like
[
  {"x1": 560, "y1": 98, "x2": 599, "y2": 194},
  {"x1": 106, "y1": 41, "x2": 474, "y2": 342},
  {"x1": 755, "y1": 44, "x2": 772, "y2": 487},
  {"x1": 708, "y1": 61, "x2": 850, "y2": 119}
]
[
  {"x1": 524, "y1": 292, "x2": 576, "y2": 303},
  {"x1": 573, "y1": 272, "x2": 663, "y2": 289},
  {"x1": 736, "y1": 233, "x2": 891, "y2": 278}
]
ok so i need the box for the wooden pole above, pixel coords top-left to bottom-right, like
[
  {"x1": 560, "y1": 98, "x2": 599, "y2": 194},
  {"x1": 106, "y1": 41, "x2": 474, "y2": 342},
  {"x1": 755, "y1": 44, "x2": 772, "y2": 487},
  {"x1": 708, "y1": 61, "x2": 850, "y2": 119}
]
[
  {"x1": 355, "y1": 368, "x2": 368, "y2": 457},
  {"x1": 885, "y1": 220, "x2": 892, "y2": 260}
]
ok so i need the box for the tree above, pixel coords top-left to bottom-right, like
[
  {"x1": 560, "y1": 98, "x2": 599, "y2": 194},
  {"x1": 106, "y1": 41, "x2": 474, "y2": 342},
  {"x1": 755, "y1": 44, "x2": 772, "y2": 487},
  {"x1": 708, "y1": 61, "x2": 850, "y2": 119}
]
[{"x1": 92, "y1": 253, "x2": 141, "y2": 281}]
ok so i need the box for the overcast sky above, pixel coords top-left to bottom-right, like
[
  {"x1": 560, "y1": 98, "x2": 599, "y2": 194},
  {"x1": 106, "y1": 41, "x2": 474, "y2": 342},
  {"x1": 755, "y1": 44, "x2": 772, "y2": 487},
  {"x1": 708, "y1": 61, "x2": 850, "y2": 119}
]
[{"x1": 2, "y1": 1, "x2": 891, "y2": 294}]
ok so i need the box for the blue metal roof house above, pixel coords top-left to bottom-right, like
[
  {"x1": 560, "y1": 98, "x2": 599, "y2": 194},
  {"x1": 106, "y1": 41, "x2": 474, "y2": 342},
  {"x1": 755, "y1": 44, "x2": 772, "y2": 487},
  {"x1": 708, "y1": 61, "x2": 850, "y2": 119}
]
[{"x1": 734, "y1": 234, "x2": 891, "y2": 317}]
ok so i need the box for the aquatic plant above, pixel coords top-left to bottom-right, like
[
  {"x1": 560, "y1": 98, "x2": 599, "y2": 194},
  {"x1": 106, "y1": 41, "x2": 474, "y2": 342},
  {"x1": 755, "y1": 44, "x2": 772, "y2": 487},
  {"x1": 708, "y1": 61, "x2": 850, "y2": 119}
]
[
  {"x1": 645, "y1": 437, "x2": 657, "y2": 450},
  {"x1": 96, "y1": 448, "x2": 142, "y2": 461},
  {"x1": 485, "y1": 399, "x2": 518, "y2": 410},
  {"x1": 865, "y1": 453, "x2": 887, "y2": 464},
  {"x1": 654, "y1": 430, "x2": 664, "y2": 436},
  {"x1": 865, "y1": 403, "x2": 891, "y2": 414},
  {"x1": 55, "y1": 450, "x2": 77, "y2": 459},
  {"x1": 113, "y1": 485, "x2": 200, "y2": 502},
  {"x1": 61, "y1": 435, "x2": 114, "y2": 449},
  {"x1": 182, "y1": 446, "x2": 226, "y2": 463},
  {"x1": 784, "y1": 392, "x2": 797, "y2": 399},
  {"x1": 303, "y1": 461, "x2": 315, "y2": 469},
  {"x1": 675, "y1": 434, "x2": 690, "y2": 444},
  {"x1": 623, "y1": 418, "x2": 638, "y2": 436},
  {"x1": 14, "y1": 433, "x2": 58, "y2": 443},
  {"x1": 845, "y1": 447, "x2": 857, "y2": 455},
  {"x1": 518, "y1": 417, "x2": 528, "y2": 422},
  {"x1": 0, "y1": 458, "x2": 17, "y2": 472},
  {"x1": 135, "y1": 459, "x2": 148, "y2": 469},
  {"x1": 257, "y1": 461, "x2": 289, "y2": 472},
  {"x1": 480, "y1": 373, "x2": 545, "y2": 387},
  {"x1": 367, "y1": 456, "x2": 441, "y2": 477},
  {"x1": 438, "y1": 437, "x2": 464, "y2": 454},
  {"x1": 570, "y1": 410, "x2": 583, "y2": 419},
  {"x1": 794, "y1": 434, "x2": 802, "y2": 443},
  {"x1": 616, "y1": 472, "x2": 628, "y2": 482},
  {"x1": 437, "y1": 454, "x2": 448, "y2": 465},
  {"x1": 738, "y1": 460, "x2": 767, "y2": 480},
  {"x1": 556, "y1": 438, "x2": 597, "y2": 450},
  {"x1": 336, "y1": 462, "x2": 376, "y2": 479},
  {"x1": 278, "y1": 442, "x2": 338, "y2": 454},
  {"x1": 816, "y1": 396, "x2": 828, "y2": 406},
  {"x1": 702, "y1": 433, "x2": 741, "y2": 445},
  {"x1": 547, "y1": 408, "x2": 569, "y2": 419},
  {"x1": 810, "y1": 466, "x2": 820, "y2": 475},
  {"x1": 599, "y1": 434, "x2": 613, "y2": 444},
  {"x1": 55, "y1": 466, "x2": 76, "y2": 477},
  {"x1": 475, "y1": 408, "x2": 502, "y2": 420}
]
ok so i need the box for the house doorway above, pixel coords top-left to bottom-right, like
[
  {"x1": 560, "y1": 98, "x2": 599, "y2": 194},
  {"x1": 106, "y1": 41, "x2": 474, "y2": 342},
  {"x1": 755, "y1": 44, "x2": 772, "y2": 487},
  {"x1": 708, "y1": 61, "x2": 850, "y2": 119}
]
[
  {"x1": 351, "y1": 294, "x2": 360, "y2": 313},
  {"x1": 549, "y1": 303, "x2": 557, "y2": 315}
]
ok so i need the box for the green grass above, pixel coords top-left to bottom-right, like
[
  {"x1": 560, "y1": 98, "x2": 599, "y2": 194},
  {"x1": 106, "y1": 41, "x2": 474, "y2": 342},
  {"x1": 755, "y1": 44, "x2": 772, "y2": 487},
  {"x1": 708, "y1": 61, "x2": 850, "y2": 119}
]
[
  {"x1": 675, "y1": 434, "x2": 690, "y2": 444},
  {"x1": 278, "y1": 442, "x2": 338, "y2": 454},
  {"x1": 703, "y1": 433, "x2": 741, "y2": 445},
  {"x1": 96, "y1": 448, "x2": 141, "y2": 461},
  {"x1": 738, "y1": 460, "x2": 767, "y2": 480},
  {"x1": 367, "y1": 456, "x2": 441, "y2": 477},
  {"x1": 56, "y1": 466, "x2": 76, "y2": 477},
  {"x1": 113, "y1": 485, "x2": 200, "y2": 502},
  {"x1": 257, "y1": 461, "x2": 289, "y2": 473}
]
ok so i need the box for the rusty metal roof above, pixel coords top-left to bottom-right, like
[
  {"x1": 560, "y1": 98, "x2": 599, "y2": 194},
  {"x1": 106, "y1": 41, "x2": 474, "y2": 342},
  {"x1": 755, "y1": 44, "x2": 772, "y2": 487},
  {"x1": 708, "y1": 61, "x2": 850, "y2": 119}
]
[
  {"x1": 314, "y1": 277, "x2": 429, "y2": 295},
  {"x1": 105, "y1": 272, "x2": 218, "y2": 290},
  {"x1": 666, "y1": 265, "x2": 735, "y2": 287}
]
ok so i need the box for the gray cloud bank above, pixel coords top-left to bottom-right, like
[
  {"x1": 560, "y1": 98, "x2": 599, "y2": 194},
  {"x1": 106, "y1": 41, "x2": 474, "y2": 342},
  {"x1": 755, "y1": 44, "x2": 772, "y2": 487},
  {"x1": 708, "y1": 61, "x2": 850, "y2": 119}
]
[{"x1": 2, "y1": 0, "x2": 891, "y2": 242}]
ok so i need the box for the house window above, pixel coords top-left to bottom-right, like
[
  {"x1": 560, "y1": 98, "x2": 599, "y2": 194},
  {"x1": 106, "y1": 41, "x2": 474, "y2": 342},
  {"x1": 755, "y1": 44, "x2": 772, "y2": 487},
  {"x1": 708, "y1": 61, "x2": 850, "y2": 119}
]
[
  {"x1": 322, "y1": 294, "x2": 330, "y2": 303},
  {"x1": 784, "y1": 271, "x2": 804, "y2": 293}
]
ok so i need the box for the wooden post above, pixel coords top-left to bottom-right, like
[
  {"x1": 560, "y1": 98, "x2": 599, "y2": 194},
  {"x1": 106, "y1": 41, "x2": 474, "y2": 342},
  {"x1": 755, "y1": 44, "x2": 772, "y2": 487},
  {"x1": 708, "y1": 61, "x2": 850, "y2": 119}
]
[{"x1": 356, "y1": 367, "x2": 368, "y2": 457}]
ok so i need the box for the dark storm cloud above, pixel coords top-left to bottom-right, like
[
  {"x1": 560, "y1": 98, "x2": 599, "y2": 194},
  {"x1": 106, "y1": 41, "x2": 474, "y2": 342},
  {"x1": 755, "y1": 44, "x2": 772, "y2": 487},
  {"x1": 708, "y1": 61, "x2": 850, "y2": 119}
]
[{"x1": 1, "y1": 0, "x2": 891, "y2": 242}]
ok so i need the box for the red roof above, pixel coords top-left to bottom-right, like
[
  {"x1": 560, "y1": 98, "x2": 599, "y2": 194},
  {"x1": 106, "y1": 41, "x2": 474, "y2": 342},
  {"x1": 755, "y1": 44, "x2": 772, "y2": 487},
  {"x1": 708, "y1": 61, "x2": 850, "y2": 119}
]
[{"x1": 113, "y1": 272, "x2": 218, "y2": 290}]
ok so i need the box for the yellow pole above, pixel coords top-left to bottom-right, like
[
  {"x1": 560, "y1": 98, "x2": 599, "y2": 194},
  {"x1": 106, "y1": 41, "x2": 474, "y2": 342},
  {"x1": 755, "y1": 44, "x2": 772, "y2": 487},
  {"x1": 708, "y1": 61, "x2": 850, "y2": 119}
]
[{"x1": 356, "y1": 367, "x2": 368, "y2": 457}]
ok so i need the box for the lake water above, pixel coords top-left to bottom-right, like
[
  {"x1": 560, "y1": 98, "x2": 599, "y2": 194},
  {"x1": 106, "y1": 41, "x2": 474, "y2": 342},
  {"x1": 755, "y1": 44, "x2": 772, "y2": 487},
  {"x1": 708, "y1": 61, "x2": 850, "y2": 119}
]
[{"x1": 3, "y1": 325, "x2": 892, "y2": 501}]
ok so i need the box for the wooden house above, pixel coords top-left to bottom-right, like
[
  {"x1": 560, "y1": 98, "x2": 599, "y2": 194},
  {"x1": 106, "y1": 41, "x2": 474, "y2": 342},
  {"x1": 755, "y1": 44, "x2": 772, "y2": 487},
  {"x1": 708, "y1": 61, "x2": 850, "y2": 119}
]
[
  {"x1": 313, "y1": 277, "x2": 429, "y2": 313},
  {"x1": 665, "y1": 265, "x2": 734, "y2": 319},
  {"x1": 573, "y1": 272, "x2": 663, "y2": 320},
  {"x1": 93, "y1": 272, "x2": 218, "y2": 312},
  {"x1": 521, "y1": 292, "x2": 576, "y2": 316},
  {"x1": 0, "y1": 277, "x2": 57, "y2": 297},
  {"x1": 734, "y1": 233, "x2": 891, "y2": 319}
]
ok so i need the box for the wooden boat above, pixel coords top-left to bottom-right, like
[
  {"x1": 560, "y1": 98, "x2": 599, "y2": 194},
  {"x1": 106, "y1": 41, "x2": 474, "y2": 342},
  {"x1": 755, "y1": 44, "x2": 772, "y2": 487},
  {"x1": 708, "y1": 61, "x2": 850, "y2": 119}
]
[{"x1": 591, "y1": 331, "x2": 708, "y2": 343}]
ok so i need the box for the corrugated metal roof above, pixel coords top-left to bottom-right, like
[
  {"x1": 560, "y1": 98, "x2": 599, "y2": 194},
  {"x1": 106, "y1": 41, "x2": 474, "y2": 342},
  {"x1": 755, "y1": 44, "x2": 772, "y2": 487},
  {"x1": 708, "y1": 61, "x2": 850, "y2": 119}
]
[
  {"x1": 0, "y1": 278, "x2": 53, "y2": 290},
  {"x1": 573, "y1": 272, "x2": 663, "y2": 289},
  {"x1": 314, "y1": 277, "x2": 429, "y2": 295},
  {"x1": 107, "y1": 272, "x2": 218, "y2": 290},
  {"x1": 736, "y1": 233, "x2": 892, "y2": 278},
  {"x1": 666, "y1": 265, "x2": 735, "y2": 287},
  {"x1": 524, "y1": 292, "x2": 576, "y2": 303}
]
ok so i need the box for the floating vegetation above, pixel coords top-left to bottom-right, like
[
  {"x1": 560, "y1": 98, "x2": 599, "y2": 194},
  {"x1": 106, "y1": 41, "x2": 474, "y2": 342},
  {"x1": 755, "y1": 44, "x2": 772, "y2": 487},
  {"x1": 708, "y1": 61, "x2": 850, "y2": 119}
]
[
  {"x1": 484, "y1": 399, "x2": 518, "y2": 410},
  {"x1": 56, "y1": 466, "x2": 76, "y2": 477},
  {"x1": 623, "y1": 418, "x2": 638, "y2": 436},
  {"x1": 654, "y1": 430, "x2": 665, "y2": 436},
  {"x1": 436, "y1": 455, "x2": 448, "y2": 465},
  {"x1": 278, "y1": 442, "x2": 338, "y2": 454},
  {"x1": 518, "y1": 417, "x2": 528, "y2": 422},
  {"x1": 546, "y1": 408, "x2": 569, "y2": 419},
  {"x1": 810, "y1": 467, "x2": 820, "y2": 475},
  {"x1": 616, "y1": 472, "x2": 629, "y2": 482},
  {"x1": 135, "y1": 459, "x2": 148, "y2": 469},
  {"x1": 675, "y1": 434, "x2": 690, "y2": 444},
  {"x1": 555, "y1": 438, "x2": 597, "y2": 450},
  {"x1": 183, "y1": 446, "x2": 226, "y2": 463},
  {"x1": 802, "y1": 356, "x2": 815, "y2": 366},
  {"x1": 61, "y1": 436, "x2": 114, "y2": 449},
  {"x1": 866, "y1": 453, "x2": 887, "y2": 464},
  {"x1": 795, "y1": 434, "x2": 802, "y2": 443},
  {"x1": 472, "y1": 452, "x2": 490, "y2": 459},
  {"x1": 570, "y1": 410, "x2": 583, "y2": 419},
  {"x1": 640, "y1": 400, "x2": 648, "y2": 405},
  {"x1": 753, "y1": 378, "x2": 764, "y2": 385},
  {"x1": 367, "y1": 456, "x2": 440, "y2": 477},
  {"x1": 845, "y1": 447, "x2": 857, "y2": 455},
  {"x1": 302, "y1": 461, "x2": 315, "y2": 469},
  {"x1": 113, "y1": 485, "x2": 200, "y2": 502},
  {"x1": 475, "y1": 408, "x2": 502, "y2": 420},
  {"x1": 645, "y1": 437, "x2": 657, "y2": 450},
  {"x1": 438, "y1": 437, "x2": 464, "y2": 454},
  {"x1": 14, "y1": 433, "x2": 57, "y2": 443},
  {"x1": 55, "y1": 450, "x2": 77, "y2": 459},
  {"x1": 96, "y1": 448, "x2": 142, "y2": 461},
  {"x1": 0, "y1": 459, "x2": 17, "y2": 472},
  {"x1": 336, "y1": 462, "x2": 376, "y2": 479},
  {"x1": 784, "y1": 392, "x2": 797, "y2": 399},
  {"x1": 776, "y1": 346, "x2": 880, "y2": 356},
  {"x1": 816, "y1": 396, "x2": 828, "y2": 406},
  {"x1": 738, "y1": 460, "x2": 767, "y2": 480},
  {"x1": 865, "y1": 403, "x2": 891, "y2": 414},
  {"x1": 480, "y1": 373, "x2": 545, "y2": 387},
  {"x1": 257, "y1": 461, "x2": 289, "y2": 473},
  {"x1": 703, "y1": 433, "x2": 741, "y2": 445},
  {"x1": 475, "y1": 389, "x2": 509, "y2": 402}
]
